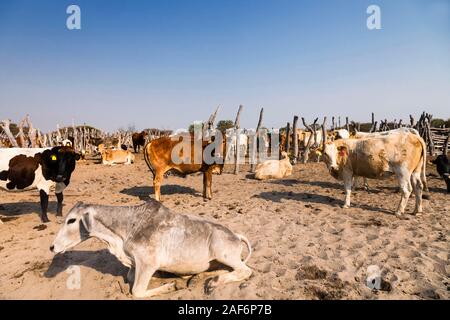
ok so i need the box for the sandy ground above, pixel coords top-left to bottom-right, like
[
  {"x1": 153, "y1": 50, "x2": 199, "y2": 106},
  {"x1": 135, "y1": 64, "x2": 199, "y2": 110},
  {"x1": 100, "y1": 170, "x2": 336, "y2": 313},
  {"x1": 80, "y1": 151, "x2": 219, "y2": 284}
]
[{"x1": 0, "y1": 153, "x2": 448, "y2": 300}]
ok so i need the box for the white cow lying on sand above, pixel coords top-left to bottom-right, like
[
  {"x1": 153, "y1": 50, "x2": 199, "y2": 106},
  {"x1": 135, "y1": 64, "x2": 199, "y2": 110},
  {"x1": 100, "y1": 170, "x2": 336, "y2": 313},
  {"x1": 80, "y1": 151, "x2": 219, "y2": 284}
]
[
  {"x1": 50, "y1": 200, "x2": 252, "y2": 298},
  {"x1": 98, "y1": 144, "x2": 135, "y2": 165},
  {"x1": 255, "y1": 151, "x2": 293, "y2": 180}
]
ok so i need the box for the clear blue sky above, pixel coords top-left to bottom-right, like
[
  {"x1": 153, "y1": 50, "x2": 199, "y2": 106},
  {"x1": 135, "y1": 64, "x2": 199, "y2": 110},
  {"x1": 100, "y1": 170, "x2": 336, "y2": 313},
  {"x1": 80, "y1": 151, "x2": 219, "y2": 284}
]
[{"x1": 0, "y1": 0, "x2": 449, "y2": 132}]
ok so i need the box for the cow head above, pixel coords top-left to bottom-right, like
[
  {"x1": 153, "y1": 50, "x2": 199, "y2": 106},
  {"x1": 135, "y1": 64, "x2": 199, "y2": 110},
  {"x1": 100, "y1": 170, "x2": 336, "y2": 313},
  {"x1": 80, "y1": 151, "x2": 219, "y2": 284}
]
[
  {"x1": 431, "y1": 155, "x2": 448, "y2": 165},
  {"x1": 39, "y1": 146, "x2": 80, "y2": 183},
  {"x1": 50, "y1": 202, "x2": 92, "y2": 254},
  {"x1": 321, "y1": 120, "x2": 349, "y2": 179}
]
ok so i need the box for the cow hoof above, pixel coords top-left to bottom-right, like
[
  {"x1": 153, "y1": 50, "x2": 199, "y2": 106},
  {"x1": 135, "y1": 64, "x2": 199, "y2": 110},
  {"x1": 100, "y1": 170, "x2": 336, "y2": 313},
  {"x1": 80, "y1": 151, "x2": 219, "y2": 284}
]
[
  {"x1": 395, "y1": 212, "x2": 403, "y2": 218},
  {"x1": 41, "y1": 216, "x2": 50, "y2": 223},
  {"x1": 342, "y1": 205, "x2": 350, "y2": 209}
]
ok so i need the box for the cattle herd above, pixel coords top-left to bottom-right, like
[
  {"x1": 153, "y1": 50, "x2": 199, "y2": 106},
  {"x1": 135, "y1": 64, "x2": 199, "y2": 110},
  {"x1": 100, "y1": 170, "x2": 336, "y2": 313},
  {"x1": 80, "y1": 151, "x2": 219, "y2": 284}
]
[{"x1": 0, "y1": 111, "x2": 449, "y2": 298}]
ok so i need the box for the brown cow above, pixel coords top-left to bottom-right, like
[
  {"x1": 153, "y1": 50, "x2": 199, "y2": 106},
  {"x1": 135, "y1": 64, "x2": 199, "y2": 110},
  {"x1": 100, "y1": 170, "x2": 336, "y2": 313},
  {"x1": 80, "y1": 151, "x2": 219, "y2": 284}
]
[
  {"x1": 143, "y1": 135, "x2": 225, "y2": 201},
  {"x1": 132, "y1": 131, "x2": 148, "y2": 153}
]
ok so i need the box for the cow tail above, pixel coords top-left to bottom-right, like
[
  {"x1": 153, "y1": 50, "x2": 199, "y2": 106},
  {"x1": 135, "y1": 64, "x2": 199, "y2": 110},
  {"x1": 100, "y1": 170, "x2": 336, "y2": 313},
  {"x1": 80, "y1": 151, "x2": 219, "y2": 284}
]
[
  {"x1": 143, "y1": 141, "x2": 155, "y2": 177},
  {"x1": 419, "y1": 136, "x2": 428, "y2": 192},
  {"x1": 237, "y1": 234, "x2": 252, "y2": 264}
]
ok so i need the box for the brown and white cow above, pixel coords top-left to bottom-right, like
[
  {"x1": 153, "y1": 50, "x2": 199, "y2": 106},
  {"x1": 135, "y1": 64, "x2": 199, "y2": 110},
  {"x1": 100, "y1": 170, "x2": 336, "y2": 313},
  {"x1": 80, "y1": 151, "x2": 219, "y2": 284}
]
[
  {"x1": 132, "y1": 131, "x2": 148, "y2": 153},
  {"x1": 349, "y1": 128, "x2": 428, "y2": 192},
  {"x1": 321, "y1": 124, "x2": 427, "y2": 217},
  {"x1": 0, "y1": 147, "x2": 80, "y2": 222},
  {"x1": 143, "y1": 135, "x2": 225, "y2": 201}
]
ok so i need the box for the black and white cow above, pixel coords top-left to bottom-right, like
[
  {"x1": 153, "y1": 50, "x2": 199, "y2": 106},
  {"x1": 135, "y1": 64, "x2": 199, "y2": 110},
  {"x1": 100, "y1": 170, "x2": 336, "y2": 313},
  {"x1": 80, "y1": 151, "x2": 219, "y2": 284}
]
[{"x1": 0, "y1": 146, "x2": 80, "y2": 223}]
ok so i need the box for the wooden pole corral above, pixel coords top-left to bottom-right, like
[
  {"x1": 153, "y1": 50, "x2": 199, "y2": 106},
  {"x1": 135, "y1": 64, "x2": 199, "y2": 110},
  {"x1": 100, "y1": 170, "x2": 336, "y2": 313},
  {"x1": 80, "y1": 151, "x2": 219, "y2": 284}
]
[
  {"x1": 301, "y1": 117, "x2": 316, "y2": 164},
  {"x1": 234, "y1": 105, "x2": 243, "y2": 175},
  {"x1": 444, "y1": 134, "x2": 449, "y2": 155},
  {"x1": 208, "y1": 105, "x2": 220, "y2": 130},
  {"x1": 203, "y1": 105, "x2": 220, "y2": 138},
  {"x1": 285, "y1": 122, "x2": 291, "y2": 157},
  {"x1": 345, "y1": 117, "x2": 349, "y2": 132},
  {"x1": 371, "y1": 121, "x2": 378, "y2": 133},
  {"x1": 17, "y1": 116, "x2": 26, "y2": 147},
  {"x1": 36, "y1": 130, "x2": 43, "y2": 147},
  {"x1": 312, "y1": 118, "x2": 319, "y2": 148},
  {"x1": 292, "y1": 116, "x2": 299, "y2": 164},
  {"x1": 25, "y1": 114, "x2": 37, "y2": 148},
  {"x1": 319, "y1": 116, "x2": 327, "y2": 162},
  {"x1": 426, "y1": 116, "x2": 435, "y2": 155},
  {"x1": 0, "y1": 119, "x2": 19, "y2": 147},
  {"x1": 251, "y1": 108, "x2": 264, "y2": 172}
]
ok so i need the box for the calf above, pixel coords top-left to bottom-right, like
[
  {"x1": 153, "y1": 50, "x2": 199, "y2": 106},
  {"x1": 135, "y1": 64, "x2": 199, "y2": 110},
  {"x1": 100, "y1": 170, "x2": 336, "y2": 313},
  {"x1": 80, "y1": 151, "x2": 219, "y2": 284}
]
[
  {"x1": 143, "y1": 135, "x2": 225, "y2": 201},
  {"x1": 132, "y1": 131, "x2": 148, "y2": 153},
  {"x1": 321, "y1": 123, "x2": 427, "y2": 217},
  {"x1": 50, "y1": 200, "x2": 252, "y2": 298},
  {"x1": 431, "y1": 155, "x2": 450, "y2": 192},
  {"x1": 0, "y1": 147, "x2": 80, "y2": 222},
  {"x1": 255, "y1": 151, "x2": 293, "y2": 180}
]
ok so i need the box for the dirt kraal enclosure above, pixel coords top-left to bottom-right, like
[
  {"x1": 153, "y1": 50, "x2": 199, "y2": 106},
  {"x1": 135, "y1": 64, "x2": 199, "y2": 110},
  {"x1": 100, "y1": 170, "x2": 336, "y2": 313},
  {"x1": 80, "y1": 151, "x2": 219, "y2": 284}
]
[
  {"x1": 0, "y1": 108, "x2": 449, "y2": 300},
  {"x1": 0, "y1": 2, "x2": 449, "y2": 303}
]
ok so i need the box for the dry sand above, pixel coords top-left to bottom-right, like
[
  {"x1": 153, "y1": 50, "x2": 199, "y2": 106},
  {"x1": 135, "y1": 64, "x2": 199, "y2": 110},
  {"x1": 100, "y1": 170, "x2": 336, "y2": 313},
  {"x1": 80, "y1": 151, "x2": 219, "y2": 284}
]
[{"x1": 0, "y1": 154, "x2": 448, "y2": 300}]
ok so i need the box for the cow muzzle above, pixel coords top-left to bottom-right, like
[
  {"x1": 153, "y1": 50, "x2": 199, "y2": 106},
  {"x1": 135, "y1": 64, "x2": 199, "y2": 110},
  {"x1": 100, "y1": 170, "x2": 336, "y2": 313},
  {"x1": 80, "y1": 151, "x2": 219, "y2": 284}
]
[
  {"x1": 55, "y1": 175, "x2": 64, "y2": 182},
  {"x1": 329, "y1": 166, "x2": 340, "y2": 178},
  {"x1": 330, "y1": 165, "x2": 340, "y2": 172}
]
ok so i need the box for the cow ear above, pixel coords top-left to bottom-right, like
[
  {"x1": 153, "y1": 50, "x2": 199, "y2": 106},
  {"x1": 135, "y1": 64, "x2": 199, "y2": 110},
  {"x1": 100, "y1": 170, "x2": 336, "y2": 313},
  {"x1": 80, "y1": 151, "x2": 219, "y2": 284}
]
[
  {"x1": 81, "y1": 211, "x2": 91, "y2": 232},
  {"x1": 34, "y1": 153, "x2": 42, "y2": 164},
  {"x1": 38, "y1": 149, "x2": 51, "y2": 163}
]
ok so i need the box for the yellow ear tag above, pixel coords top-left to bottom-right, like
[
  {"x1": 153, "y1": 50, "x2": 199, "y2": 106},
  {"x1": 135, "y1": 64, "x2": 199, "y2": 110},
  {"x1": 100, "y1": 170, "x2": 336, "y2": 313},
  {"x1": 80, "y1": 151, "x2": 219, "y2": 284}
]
[{"x1": 51, "y1": 155, "x2": 57, "y2": 161}]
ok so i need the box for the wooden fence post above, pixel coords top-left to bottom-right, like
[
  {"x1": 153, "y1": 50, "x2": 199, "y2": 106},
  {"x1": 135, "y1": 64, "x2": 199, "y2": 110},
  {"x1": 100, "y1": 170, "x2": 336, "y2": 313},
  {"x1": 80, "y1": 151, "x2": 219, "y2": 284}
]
[
  {"x1": 234, "y1": 105, "x2": 243, "y2": 175},
  {"x1": 285, "y1": 122, "x2": 291, "y2": 156},
  {"x1": 292, "y1": 116, "x2": 299, "y2": 164},
  {"x1": 251, "y1": 108, "x2": 264, "y2": 172}
]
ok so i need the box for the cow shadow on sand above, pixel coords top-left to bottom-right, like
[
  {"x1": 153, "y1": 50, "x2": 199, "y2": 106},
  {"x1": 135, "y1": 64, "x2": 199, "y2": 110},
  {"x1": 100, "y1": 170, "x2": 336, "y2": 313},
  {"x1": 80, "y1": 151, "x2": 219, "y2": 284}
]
[
  {"x1": 0, "y1": 201, "x2": 59, "y2": 217},
  {"x1": 256, "y1": 191, "x2": 394, "y2": 215},
  {"x1": 272, "y1": 179, "x2": 389, "y2": 194},
  {"x1": 45, "y1": 249, "x2": 231, "y2": 284},
  {"x1": 120, "y1": 185, "x2": 200, "y2": 200},
  {"x1": 45, "y1": 249, "x2": 128, "y2": 281}
]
